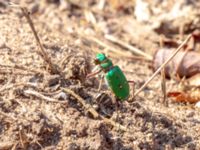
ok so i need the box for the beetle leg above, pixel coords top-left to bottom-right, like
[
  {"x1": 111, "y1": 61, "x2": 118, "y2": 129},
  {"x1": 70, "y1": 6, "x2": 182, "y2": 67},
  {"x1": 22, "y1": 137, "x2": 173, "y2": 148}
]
[
  {"x1": 128, "y1": 80, "x2": 135, "y2": 102},
  {"x1": 128, "y1": 80, "x2": 135, "y2": 84},
  {"x1": 98, "y1": 74, "x2": 104, "y2": 91},
  {"x1": 92, "y1": 65, "x2": 100, "y2": 72},
  {"x1": 115, "y1": 100, "x2": 123, "y2": 132},
  {"x1": 110, "y1": 93, "x2": 116, "y2": 104},
  {"x1": 86, "y1": 69, "x2": 102, "y2": 78}
]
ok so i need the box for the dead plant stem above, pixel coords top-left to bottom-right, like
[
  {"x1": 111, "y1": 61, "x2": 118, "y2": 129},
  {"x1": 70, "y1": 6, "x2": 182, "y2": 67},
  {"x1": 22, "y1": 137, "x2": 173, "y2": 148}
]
[
  {"x1": 9, "y1": 3, "x2": 59, "y2": 74},
  {"x1": 20, "y1": 7, "x2": 59, "y2": 74},
  {"x1": 62, "y1": 88, "x2": 127, "y2": 131},
  {"x1": 161, "y1": 68, "x2": 167, "y2": 106}
]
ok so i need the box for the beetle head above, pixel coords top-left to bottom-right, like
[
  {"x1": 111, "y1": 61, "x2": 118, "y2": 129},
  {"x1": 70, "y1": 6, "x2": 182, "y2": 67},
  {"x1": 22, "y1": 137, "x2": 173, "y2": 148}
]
[{"x1": 94, "y1": 53, "x2": 106, "y2": 65}]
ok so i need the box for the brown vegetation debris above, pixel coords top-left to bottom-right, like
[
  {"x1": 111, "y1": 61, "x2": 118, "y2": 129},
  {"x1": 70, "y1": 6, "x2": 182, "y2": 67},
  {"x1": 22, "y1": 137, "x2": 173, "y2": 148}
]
[
  {"x1": 167, "y1": 90, "x2": 200, "y2": 103},
  {"x1": 153, "y1": 48, "x2": 200, "y2": 78}
]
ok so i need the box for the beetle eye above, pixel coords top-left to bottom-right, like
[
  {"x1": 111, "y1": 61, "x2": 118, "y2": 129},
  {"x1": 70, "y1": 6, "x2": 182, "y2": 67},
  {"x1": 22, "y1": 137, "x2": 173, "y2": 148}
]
[{"x1": 94, "y1": 59, "x2": 100, "y2": 65}]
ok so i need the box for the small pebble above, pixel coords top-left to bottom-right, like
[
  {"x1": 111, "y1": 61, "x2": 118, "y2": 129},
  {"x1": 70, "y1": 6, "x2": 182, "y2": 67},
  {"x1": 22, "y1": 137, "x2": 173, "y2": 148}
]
[
  {"x1": 195, "y1": 101, "x2": 200, "y2": 108},
  {"x1": 55, "y1": 92, "x2": 69, "y2": 100}
]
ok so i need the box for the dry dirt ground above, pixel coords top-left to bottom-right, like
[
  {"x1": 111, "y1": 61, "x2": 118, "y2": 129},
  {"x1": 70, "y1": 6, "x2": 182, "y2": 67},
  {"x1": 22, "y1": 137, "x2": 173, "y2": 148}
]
[{"x1": 0, "y1": 0, "x2": 200, "y2": 150}]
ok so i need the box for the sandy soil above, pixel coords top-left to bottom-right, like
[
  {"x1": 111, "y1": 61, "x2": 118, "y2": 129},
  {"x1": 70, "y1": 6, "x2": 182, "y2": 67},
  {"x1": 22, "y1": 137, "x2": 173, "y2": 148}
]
[{"x1": 0, "y1": 0, "x2": 200, "y2": 149}]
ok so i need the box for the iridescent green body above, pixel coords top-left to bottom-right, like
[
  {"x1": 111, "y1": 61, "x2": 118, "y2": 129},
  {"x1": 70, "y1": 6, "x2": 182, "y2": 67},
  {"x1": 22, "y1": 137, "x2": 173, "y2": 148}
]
[
  {"x1": 95, "y1": 53, "x2": 130, "y2": 100},
  {"x1": 105, "y1": 66, "x2": 129, "y2": 100}
]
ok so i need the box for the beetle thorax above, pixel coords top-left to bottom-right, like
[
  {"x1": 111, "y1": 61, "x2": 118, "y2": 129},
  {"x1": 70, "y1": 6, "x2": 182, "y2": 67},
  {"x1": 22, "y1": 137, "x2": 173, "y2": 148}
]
[
  {"x1": 100, "y1": 59, "x2": 113, "y2": 72},
  {"x1": 95, "y1": 53, "x2": 113, "y2": 72}
]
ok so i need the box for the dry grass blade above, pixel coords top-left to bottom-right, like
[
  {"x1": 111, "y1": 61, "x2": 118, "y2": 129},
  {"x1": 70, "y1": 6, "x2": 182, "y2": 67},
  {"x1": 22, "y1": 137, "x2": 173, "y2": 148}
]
[
  {"x1": 80, "y1": 33, "x2": 151, "y2": 61},
  {"x1": 160, "y1": 36, "x2": 167, "y2": 106},
  {"x1": 161, "y1": 68, "x2": 167, "y2": 106},
  {"x1": 80, "y1": 34, "x2": 132, "y2": 57},
  {"x1": 134, "y1": 34, "x2": 192, "y2": 97},
  {"x1": 62, "y1": 88, "x2": 127, "y2": 131},
  {"x1": 105, "y1": 34, "x2": 153, "y2": 61}
]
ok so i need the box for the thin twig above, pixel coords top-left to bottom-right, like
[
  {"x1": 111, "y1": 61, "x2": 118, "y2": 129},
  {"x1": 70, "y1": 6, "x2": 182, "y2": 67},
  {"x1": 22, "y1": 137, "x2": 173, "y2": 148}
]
[
  {"x1": 62, "y1": 88, "x2": 127, "y2": 131},
  {"x1": 21, "y1": 7, "x2": 59, "y2": 74},
  {"x1": 90, "y1": 36, "x2": 128, "y2": 56},
  {"x1": 9, "y1": 3, "x2": 59, "y2": 74},
  {"x1": 0, "y1": 82, "x2": 38, "y2": 93},
  {"x1": 24, "y1": 90, "x2": 66, "y2": 103},
  {"x1": 0, "y1": 69, "x2": 35, "y2": 76},
  {"x1": 0, "y1": 110, "x2": 17, "y2": 121},
  {"x1": 103, "y1": 117, "x2": 127, "y2": 131},
  {"x1": 104, "y1": 34, "x2": 153, "y2": 61},
  {"x1": 80, "y1": 33, "x2": 151, "y2": 62},
  {"x1": 62, "y1": 88, "x2": 99, "y2": 118},
  {"x1": 0, "y1": 64, "x2": 48, "y2": 75},
  {"x1": 134, "y1": 34, "x2": 192, "y2": 97}
]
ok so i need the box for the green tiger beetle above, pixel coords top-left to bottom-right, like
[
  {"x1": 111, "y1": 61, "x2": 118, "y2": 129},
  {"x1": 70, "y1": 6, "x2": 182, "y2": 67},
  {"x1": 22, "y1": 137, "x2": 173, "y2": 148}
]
[{"x1": 87, "y1": 53, "x2": 134, "y2": 101}]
